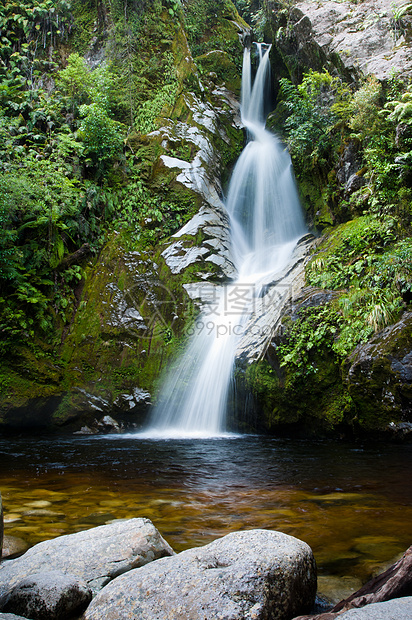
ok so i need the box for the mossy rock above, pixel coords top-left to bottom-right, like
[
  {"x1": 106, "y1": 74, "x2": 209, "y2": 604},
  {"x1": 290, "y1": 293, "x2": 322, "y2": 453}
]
[
  {"x1": 196, "y1": 50, "x2": 240, "y2": 93},
  {"x1": 344, "y1": 311, "x2": 412, "y2": 429}
]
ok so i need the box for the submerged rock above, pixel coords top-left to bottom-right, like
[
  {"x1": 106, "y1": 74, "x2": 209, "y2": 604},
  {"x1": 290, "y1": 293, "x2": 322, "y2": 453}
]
[
  {"x1": 1, "y1": 537, "x2": 29, "y2": 560},
  {"x1": 0, "y1": 518, "x2": 174, "y2": 598},
  {"x1": 84, "y1": 529, "x2": 316, "y2": 620}
]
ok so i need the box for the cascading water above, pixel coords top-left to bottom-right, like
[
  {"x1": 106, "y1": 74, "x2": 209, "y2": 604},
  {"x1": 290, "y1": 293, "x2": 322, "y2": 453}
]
[{"x1": 141, "y1": 43, "x2": 306, "y2": 438}]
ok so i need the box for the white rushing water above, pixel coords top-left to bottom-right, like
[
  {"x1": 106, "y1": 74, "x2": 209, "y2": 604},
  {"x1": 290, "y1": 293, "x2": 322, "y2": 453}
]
[{"x1": 140, "y1": 44, "x2": 306, "y2": 439}]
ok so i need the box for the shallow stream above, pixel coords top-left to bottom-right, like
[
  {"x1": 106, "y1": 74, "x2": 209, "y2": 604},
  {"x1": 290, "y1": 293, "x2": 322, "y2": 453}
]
[{"x1": 1, "y1": 435, "x2": 412, "y2": 601}]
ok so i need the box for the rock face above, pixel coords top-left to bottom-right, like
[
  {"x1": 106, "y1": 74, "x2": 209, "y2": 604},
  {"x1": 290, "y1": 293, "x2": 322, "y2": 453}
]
[
  {"x1": 345, "y1": 312, "x2": 412, "y2": 428},
  {"x1": 84, "y1": 529, "x2": 317, "y2": 620},
  {"x1": 0, "y1": 572, "x2": 92, "y2": 620},
  {"x1": 235, "y1": 234, "x2": 316, "y2": 365},
  {"x1": 295, "y1": 0, "x2": 412, "y2": 81},
  {"x1": 0, "y1": 518, "x2": 174, "y2": 599},
  {"x1": 298, "y1": 0, "x2": 412, "y2": 80},
  {"x1": 162, "y1": 201, "x2": 237, "y2": 281},
  {"x1": 268, "y1": 0, "x2": 412, "y2": 84}
]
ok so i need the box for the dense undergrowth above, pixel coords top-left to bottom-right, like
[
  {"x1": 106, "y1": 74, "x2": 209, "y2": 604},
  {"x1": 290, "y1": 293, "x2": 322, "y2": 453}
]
[
  {"x1": 274, "y1": 69, "x2": 412, "y2": 382},
  {"x1": 0, "y1": 0, "x2": 243, "y2": 364}
]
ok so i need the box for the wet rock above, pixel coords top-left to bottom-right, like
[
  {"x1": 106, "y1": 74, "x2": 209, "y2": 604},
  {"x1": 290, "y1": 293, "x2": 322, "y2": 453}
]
[
  {"x1": 235, "y1": 235, "x2": 317, "y2": 364},
  {"x1": 84, "y1": 529, "x2": 316, "y2": 620},
  {"x1": 161, "y1": 202, "x2": 237, "y2": 281},
  {"x1": 0, "y1": 518, "x2": 174, "y2": 598},
  {"x1": 345, "y1": 173, "x2": 366, "y2": 195},
  {"x1": 73, "y1": 425, "x2": 96, "y2": 435},
  {"x1": 344, "y1": 311, "x2": 412, "y2": 428},
  {"x1": 336, "y1": 142, "x2": 367, "y2": 195},
  {"x1": 388, "y1": 421, "x2": 412, "y2": 438},
  {"x1": 113, "y1": 388, "x2": 151, "y2": 412},
  {"x1": 96, "y1": 415, "x2": 121, "y2": 433},
  {"x1": 0, "y1": 571, "x2": 92, "y2": 620},
  {"x1": 1, "y1": 537, "x2": 29, "y2": 561}
]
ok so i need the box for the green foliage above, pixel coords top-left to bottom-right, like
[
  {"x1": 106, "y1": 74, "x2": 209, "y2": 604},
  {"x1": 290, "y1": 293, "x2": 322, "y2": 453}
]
[
  {"x1": 279, "y1": 70, "x2": 350, "y2": 176},
  {"x1": 55, "y1": 52, "x2": 93, "y2": 110},
  {"x1": 348, "y1": 76, "x2": 382, "y2": 140},
  {"x1": 279, "y1": 305, "x2": 343, "y2": 376},
  {"x1": 134, "y1": 82, "x2": 178, "y2": 134},
  {"x1": 307, "y1": 216, "x2": 398, "y2": 289},
  {"x1": 304, "y1": 218, "x2": 411, "y2": 360},
  {"x1": 79, "y1": 103, "x2": 125, "y2": 163},
  {"x1": 113, "y1": 174, "x2": 195, "y2": 248},
  {"x1": 183, "y1": 0, "x2": 243, "y2": 66}
]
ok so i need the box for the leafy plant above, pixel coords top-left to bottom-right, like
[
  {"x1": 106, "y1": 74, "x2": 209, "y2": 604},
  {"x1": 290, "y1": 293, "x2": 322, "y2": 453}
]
[{"x1": 279, "y1": 70, "x2": 350, "y2": 176}]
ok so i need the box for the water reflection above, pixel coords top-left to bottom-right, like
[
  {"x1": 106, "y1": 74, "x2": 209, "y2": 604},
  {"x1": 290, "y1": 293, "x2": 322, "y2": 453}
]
[{"x1": 1, "y1": 435, "x2": 412, "y2": 599}]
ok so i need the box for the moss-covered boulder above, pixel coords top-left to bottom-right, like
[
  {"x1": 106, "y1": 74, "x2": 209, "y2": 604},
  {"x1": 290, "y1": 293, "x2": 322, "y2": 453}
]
[{"x1": 344, "y1": 312, "x2": 412, "y2": 430}]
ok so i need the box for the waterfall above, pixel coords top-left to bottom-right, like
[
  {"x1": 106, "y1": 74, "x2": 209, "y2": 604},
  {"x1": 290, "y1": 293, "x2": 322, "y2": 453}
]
[{"x1": 140, "y1": 43, "x2": 306, "y2": 438}]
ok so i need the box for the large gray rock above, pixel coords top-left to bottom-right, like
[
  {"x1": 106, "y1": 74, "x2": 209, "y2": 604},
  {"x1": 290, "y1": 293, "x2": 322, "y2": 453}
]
[
  {"x1": 84, "y1": 529, "x2": 316, "y2": 620},
  {"x1": 0, "y1": 518, "x2": 174, "y2": 598},
  {"x1": 296, "y1": 0, "x2": 412, "y2": 80},
  {"x1": 161, "y1": 202, "x2": 237, "y2": 281},
  {"x1": 337, "y1": 597, "x2": 412, "y2": 618},
  {"x1": 0, "y1": 571, "x2": 91, "y2": 620}
]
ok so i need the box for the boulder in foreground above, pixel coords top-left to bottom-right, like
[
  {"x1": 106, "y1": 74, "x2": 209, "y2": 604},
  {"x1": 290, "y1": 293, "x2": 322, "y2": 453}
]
[
  {"x1": 333, "y1": 596, "x2": 412, "y2": 619},
  {"x1": 0, "y1": 518, "x2": 174, "y2": 599},
  {"x1": 0, "y1": 571, "x2": 91, "y2": 620},
  {"x1": 84, "y1": 529, "x2": 316, "y2": 620}
]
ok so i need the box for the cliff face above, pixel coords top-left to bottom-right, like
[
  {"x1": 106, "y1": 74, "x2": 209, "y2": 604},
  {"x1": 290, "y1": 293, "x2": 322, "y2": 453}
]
[
  {"x1": 238, "y1": 0, "x2": 412, "y2": 437},
  {"x1": 0, "y1": 0, "x2": 250, "y2": 432}
]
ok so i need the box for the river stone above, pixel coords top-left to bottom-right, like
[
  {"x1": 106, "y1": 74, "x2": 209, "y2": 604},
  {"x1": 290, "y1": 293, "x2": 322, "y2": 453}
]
[
  {"x1": 0, "y1": 571, "x2": 92, "y2": 620},
  {"x1": 84, "y1": 529, "x2": 316, "y2": 620},
  {"x1": 1, "y1": 536, "x2": 29, "y2": 560},
  {"x1": 336, "y1": 597, "x2": 412, "y2": 618},
  {"x1": 0, "y1": 518, "x2": 174, "y2": 598}
]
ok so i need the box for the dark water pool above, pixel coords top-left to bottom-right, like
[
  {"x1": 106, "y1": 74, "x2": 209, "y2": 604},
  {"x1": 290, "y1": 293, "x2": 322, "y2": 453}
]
[{"x1": 1, "y1": 434, "x2": 412, "y2": 600}]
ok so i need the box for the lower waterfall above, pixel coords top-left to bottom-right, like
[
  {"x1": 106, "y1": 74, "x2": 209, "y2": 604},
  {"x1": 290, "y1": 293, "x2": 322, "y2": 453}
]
[{"x1": 140, "y1": 43, "x2": 306, "y2": 438}]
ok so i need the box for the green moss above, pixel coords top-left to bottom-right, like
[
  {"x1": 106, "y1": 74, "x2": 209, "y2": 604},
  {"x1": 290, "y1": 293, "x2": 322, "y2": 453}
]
[{"x1": 244, "y1": 353, "x2": 354, "y2": 434}]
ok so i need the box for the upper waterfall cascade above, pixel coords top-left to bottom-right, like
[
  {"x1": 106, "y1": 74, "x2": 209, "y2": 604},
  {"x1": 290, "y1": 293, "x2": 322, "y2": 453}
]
[{"x1": 140, "y1": 44, "x2": 306, "y2": 438}]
